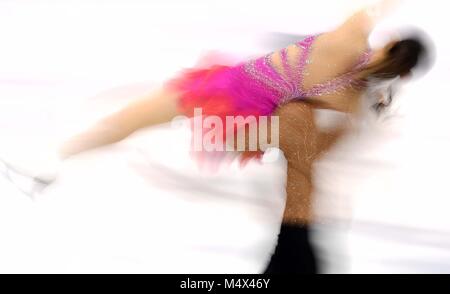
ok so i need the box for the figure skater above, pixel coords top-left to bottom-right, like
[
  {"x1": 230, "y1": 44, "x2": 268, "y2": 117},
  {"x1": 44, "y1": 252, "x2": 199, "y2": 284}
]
[
  {"x1": 262, "y1": 100, "x2": 356, "y2": 274},
  {"x1": 262, "y1": 46, "x2": 426, "y2": 273},
  {"x1": 56, "y1": 0, "x2": 420, "y2": 162}
]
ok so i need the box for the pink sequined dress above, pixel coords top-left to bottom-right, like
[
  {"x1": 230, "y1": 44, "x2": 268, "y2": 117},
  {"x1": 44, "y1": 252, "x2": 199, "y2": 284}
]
[
  {"x1": 168, "y1": 35, "x2": 371, "y2": 116},
  {"x1": 166, "y1": 35, "x2": 371, "y2": 161}
]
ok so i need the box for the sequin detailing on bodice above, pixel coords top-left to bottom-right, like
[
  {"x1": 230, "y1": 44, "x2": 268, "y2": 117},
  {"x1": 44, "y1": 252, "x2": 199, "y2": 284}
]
[{"x1": 238, "y1": 35, "x2": 372, "y2": 103}]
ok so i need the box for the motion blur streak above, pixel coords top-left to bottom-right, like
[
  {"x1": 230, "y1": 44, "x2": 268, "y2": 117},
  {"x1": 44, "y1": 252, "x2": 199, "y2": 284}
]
[{"x1": 0, "y1": 0, "x2": 449, "y2": 273}]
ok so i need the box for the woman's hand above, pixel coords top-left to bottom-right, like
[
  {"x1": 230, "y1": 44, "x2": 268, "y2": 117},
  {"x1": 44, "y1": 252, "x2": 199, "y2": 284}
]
[
  {"x1": 338, "y1": 0, "x2": 403, "y2": 39},
  {"x1": 366, "y1": 0, "x2": 402, "y2": 23}
]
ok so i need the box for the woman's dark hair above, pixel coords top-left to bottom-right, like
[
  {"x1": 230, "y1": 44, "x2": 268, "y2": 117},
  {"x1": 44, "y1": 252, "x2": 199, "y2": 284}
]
[{"x1": 365, "y1": 38, "x2": 427, "y2": 80}]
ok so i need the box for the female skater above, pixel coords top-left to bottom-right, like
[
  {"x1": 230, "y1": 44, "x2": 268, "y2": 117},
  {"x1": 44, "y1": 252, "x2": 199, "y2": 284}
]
[{"x1": 57, "y1": 0, "x2": 417, "y2": 161}]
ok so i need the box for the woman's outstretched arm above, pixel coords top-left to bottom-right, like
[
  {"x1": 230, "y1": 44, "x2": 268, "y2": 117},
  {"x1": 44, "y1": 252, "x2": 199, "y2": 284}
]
[{"x1": 336, "y1": 0, "x2": 402, "y2": 39}]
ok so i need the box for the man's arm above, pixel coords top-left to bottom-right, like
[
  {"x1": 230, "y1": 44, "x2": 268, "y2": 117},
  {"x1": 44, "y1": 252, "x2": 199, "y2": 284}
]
[{"x1": 315, "y1": 123, "x2": 349, "y2": 160}]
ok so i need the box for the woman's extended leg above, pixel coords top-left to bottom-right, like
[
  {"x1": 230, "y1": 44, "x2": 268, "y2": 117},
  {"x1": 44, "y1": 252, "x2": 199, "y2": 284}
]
[{"x1": 60, "y1": 87, "x2": 181, "y2": 159}]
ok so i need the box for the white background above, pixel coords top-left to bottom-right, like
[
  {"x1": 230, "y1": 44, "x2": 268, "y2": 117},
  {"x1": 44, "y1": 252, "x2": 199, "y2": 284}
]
[{"x1": 0, "y1": 0, "x2": 449, "y2": 273}]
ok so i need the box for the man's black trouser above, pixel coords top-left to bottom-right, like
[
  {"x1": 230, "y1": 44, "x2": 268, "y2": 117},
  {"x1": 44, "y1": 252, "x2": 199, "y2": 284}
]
[{"x1": 263, "y1": 223, "x2": 318, "y2": 274}]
